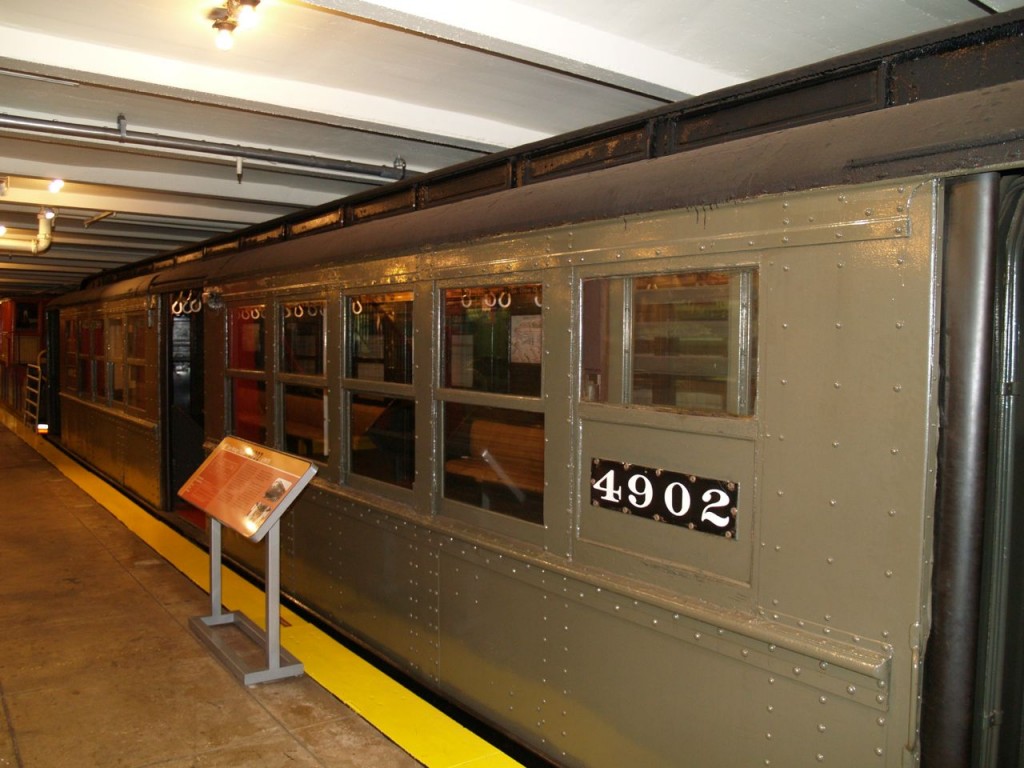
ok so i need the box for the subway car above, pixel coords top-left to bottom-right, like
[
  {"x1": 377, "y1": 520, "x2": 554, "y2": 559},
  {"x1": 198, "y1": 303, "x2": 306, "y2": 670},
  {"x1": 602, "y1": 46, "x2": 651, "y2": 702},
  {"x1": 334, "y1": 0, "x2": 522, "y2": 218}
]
[{"x1": 44, "y1": 11, "x2": 1024, "y2": 767}]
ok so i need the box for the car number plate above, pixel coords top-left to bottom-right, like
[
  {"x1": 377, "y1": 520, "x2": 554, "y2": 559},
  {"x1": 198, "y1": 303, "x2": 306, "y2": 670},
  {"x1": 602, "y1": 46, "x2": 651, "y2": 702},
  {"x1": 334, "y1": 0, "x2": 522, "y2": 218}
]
[{"x1": 589, "y1": 458, "x2": 738, "y2": 539}]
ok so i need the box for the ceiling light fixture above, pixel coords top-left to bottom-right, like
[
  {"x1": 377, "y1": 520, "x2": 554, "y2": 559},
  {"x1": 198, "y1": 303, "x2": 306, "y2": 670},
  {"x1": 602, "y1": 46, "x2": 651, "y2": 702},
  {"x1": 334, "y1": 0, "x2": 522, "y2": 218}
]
[
  {"x1": 48, "y1": 178, "x2": 64, "y2": 193},
  {"x1": 209, "y1": 0, "x2": 260, "y2": 50}
]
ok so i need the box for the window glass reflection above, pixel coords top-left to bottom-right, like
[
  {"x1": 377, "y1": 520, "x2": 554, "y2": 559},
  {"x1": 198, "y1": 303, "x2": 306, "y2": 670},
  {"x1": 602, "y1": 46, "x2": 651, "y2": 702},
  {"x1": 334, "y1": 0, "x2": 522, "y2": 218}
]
[
  {"x1": 126, "y1": 365, "x2": 146, "y2": 411},
  {"x1": 347, "y1": 292, "x2": 413, "y2": 383},
  {"x1": 229, "y1": 306, "x2": 265, "y2": 371},
  {"x1": 281, "y1": 301, "x2": 325, "y2": 375},
  {"x1": 283, "y1": 384, "x2": 327, "y2": 463},
  {"x1": 443, "y1": 404, "x2": 544, "y2": 524},
  {"x1": 349, "y1": 394, "x2": 414, "y2": 488},
  {"x1": 443, "y1": 284, "x2": 543, "y2": 396},
  {"x1": 232, "y1": 379, "x2": 266, "y2": 443},
  {"x1": 126, "y1": 313, "x2": 146, "y2": 359},
  {"x1": 631, "y1": 271, "x2": 757, "y2": 415},
  {"x1": 108, "y1": 318, "x2": 124, "y2": 402},
  {"x1": 581, "y1": 270, "x2": 758, "y2": 416}
]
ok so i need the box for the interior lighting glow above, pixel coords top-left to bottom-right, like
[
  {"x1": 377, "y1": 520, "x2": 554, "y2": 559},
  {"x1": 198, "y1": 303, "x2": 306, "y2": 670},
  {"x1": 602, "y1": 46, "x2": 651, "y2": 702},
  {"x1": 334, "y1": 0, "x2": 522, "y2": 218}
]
[
  {"x1": 237, "y1": 0, "x2": 260, "y2": 29},
  {"x1": 0, "y1": 225, "x2": 6, "y2": 237},
  {"x1": 48, "y1": 178, "x2": 64, "y2": 193},
  {"x1": 213, "y1": 20, "x2": 236, "y2": 50}
]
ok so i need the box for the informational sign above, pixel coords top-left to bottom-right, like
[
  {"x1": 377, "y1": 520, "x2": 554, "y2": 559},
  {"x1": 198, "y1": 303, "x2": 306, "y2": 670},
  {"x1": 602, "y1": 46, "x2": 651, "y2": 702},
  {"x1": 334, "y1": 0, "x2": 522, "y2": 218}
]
[
  {"x1": 589, "y1": 458, "x2": 738, "y2": 539},
  {"x1": 179, "y1": 437, "x2": 317, "y2": 542}
]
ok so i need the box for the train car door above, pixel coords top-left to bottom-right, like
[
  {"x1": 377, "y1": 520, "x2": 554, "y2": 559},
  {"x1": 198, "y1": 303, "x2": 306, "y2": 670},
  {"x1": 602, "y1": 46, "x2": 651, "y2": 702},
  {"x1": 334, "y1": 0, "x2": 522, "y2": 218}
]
[{"x1": 165, "y1": 290, "x2": 206, "y2": 526}]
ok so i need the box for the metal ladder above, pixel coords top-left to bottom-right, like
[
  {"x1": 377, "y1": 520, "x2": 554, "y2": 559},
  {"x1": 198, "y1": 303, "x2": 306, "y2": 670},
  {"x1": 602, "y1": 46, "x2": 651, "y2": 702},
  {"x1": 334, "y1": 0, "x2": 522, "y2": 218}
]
[{"x1": 23, "y1": 349, "x2": 45, "y2": 428}]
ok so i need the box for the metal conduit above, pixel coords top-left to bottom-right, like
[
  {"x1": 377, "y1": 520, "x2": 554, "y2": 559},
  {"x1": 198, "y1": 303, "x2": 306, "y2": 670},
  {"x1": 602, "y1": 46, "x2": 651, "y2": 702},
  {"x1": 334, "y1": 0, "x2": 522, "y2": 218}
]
[
  {"x1": 0, "y1": 208, "x2": 54, "y2": 255},
  {"x1": 0, "y1": 112, "x2": 411, "y2": 182},
  {"x1": 920, "y1": 172, "x2": 999, "y2": 767}
]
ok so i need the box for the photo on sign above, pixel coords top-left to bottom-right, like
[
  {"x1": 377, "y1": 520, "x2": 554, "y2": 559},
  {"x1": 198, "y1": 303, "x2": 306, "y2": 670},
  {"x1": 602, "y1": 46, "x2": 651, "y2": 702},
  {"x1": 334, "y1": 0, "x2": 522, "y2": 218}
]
[{"x1": 264, "y1": 477, "x2": 292, "y2": 503}]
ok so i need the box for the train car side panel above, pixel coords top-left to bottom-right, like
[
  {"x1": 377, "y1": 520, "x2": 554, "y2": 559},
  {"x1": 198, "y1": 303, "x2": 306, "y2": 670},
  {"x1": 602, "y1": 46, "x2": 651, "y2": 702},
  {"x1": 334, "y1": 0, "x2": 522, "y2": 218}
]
[{"x1": 288, "y1": 486, "x2": 442, "y2": 684}]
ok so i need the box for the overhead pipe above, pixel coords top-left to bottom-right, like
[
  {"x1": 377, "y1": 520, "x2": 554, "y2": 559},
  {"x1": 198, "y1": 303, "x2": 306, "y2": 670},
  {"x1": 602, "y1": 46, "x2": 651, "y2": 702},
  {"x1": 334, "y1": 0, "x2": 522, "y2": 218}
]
[
  {"x1": 0, "y1": 208, "x2": 54, "y2": 255},
  {"x1": 0, "y1": 112, "x2": 413, "y2": 182}
]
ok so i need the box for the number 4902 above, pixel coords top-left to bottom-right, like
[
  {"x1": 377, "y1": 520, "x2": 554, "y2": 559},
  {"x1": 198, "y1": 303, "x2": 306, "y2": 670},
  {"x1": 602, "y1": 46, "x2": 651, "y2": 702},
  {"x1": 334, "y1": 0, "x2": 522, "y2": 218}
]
[{"x1": 589, "y1": 459, "x2": 737, "y2": 539}]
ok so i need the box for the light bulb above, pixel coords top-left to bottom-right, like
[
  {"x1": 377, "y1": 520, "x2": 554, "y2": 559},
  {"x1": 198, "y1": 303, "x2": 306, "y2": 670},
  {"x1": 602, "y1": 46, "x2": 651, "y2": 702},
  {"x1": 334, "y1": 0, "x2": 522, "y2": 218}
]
[
  {"x1": 0, "y1": 225, "x2": 6, "y2": 237},
  {"x1": 215, "y1": 27, "x2": 234, "y2": 50},
  {"x1": 213, "y1": 20, "x2": 236, "y2": 50},
  {"x1": 237, "y1": 4, "x2": 258, "y2": 29},
  {"x1": 48, "y1": 178, "x2": 64, "y2": 193}
]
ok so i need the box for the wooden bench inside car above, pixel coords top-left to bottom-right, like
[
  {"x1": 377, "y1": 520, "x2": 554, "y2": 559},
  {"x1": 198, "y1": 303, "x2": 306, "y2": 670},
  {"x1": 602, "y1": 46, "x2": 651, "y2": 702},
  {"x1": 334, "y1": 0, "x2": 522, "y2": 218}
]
[
  {"x1": 350, "y1": 401, "x2": 386, "y2": 450},
  {"x1": 445, "y1": 419, "x2": 544, "y2": 497},
  {"x1": 283, "y1": 393, "x2": 325, "y2": 445}
]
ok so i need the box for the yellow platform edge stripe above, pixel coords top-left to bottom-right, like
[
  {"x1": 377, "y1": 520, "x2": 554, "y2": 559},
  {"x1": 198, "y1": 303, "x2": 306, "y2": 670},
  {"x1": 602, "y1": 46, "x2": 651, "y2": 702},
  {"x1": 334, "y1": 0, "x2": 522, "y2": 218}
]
[{"x1": 3, "y1": 415, "x2": 520, "y2": 768}]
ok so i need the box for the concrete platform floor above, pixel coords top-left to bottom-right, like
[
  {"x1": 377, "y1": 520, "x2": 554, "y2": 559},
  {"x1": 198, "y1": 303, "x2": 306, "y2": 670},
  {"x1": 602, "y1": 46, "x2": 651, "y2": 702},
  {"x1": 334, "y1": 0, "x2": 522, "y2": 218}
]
[{"x1": 0, "y1": 423, "x2": 423, "y2": 768}]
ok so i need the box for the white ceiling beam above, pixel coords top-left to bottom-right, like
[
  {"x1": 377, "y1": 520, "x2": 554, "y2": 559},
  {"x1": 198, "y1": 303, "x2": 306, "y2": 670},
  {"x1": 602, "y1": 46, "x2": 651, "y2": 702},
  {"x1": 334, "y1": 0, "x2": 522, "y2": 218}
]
[
  {"x1": 302, "y1": 0, "x2": 743, "y2": 99},
  {"x1": 0, "y1": 25, "x2": 547, "y2": 149}
]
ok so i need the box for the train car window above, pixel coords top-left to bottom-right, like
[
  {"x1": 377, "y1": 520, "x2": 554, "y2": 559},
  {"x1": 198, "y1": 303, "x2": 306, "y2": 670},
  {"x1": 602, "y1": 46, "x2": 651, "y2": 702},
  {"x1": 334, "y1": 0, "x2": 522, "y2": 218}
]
[
  {"x1": 228, "y1": 304, "x2": 269, "y2": 445},
  {"x1": 126, "y1": 313, "x2": 146, "y2": 359},
  {"x1": 93, "y1": 320, "x2": 107, "y2": 402},
  {"x1": 77, "y1": 322, "x2": 91, "y2": 397},
  {"x1": 283, "y1": 383, "x2": 328, "y2": 463},
  {"x1": 343, "y1": 291, "x2": 415, "y2": 488},
  {"x1": 582, "y1": 269, "x2": 758, "y2": 416},
  {"x1": 229, "y1": 305, "x2": 265, "y2": 371},
  {"x1": 108, "y1": 317, "x2": 124, "y2": 403},
  {"x1": 125, "y1": 312, "x2": 148, "y2": 414},
  {"x1": 76, "y1": 318, "x2": 106, "y2": 401},
  {"x1": 443, "y1": 404, "x2": 545, "y2": 525},
  {"x1": 347, "y1": 292, "x2": 413, "y2": 383},
  {"x1": 62, "y1": 318, "x2": 78, "y2": 393},
  {"x1": 348, "y1": 393, "x2": 415, "y2": 488},
  {"x1": 126, "y1": 364, "x2": 147, "y2": 413},
  {"x1": 281, "y1": 301, "x2": 325, "y2": 376},
  {"x1": 278, "y1": 299, "x2": 328, "y2": 463},
  {"x1": 443, "y1": 284, "x2": 543, "y2": 396},
  {"x1": 232, "y1": 378, "x2": 267, "y2": 443}
]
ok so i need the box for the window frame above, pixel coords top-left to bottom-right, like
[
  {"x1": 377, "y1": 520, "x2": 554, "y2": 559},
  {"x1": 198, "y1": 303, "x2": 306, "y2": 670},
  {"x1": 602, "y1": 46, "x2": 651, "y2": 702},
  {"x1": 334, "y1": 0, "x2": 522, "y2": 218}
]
[
  {"x1": 435, "y1": 275, "x2": 548, "y2": 533},
  {"x1": 225, "y1": 301, "x2": 269, "y2": 444},
  {"x1": 124, "y1": 310, "x2": 149, "y2": 416},
  {"x1": 278, "y1": 296, "x2": 329, "y2": 465},
  {"x1": 341, "y1": 288, "x2": 416, "y2": 492},
  {"x1": 581, "y1": 265, "x2": 759, "y2": 420}
]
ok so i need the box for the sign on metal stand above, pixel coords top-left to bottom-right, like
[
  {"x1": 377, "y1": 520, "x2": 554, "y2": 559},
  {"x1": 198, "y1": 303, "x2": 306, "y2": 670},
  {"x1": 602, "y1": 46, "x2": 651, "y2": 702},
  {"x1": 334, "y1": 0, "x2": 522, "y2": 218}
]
[{"x1": 178, "y1": 436, "x2": 317, "y2": 685}]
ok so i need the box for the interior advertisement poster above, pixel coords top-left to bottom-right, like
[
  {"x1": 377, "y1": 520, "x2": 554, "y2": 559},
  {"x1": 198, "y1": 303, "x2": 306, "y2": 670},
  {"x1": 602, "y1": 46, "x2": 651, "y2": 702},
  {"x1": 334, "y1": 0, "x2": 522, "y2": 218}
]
[{"x1": 178, "y1": 437, "x2": 317, "y2": 542}]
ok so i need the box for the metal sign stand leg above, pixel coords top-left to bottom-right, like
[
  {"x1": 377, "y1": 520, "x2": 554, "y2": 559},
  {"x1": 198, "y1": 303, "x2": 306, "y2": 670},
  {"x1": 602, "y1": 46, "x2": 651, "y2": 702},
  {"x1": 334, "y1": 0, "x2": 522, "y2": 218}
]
[{"x1": 189, "y1": 518, "x2": 304, "y2": 685}]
